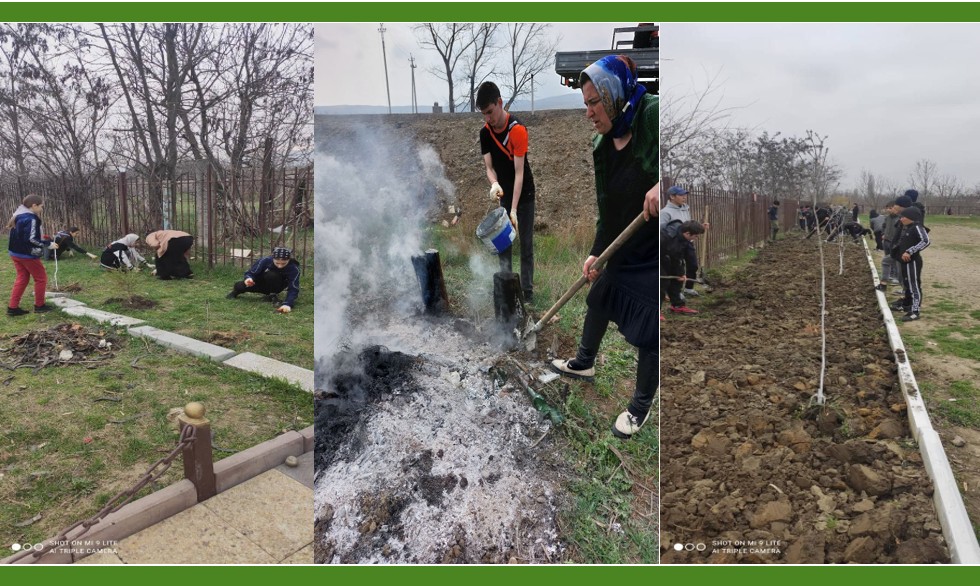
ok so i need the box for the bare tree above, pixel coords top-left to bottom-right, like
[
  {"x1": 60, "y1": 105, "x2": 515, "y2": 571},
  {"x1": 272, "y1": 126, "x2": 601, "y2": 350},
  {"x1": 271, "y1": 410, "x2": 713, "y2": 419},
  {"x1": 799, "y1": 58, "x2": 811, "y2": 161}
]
[
  {"x1": 660, "y1": 69, "x2": 737, "y2": 183},
  {"x1": 908, "y1": 158, "x2": 937, "y2": 201},
  {"x1": 0, "y1": 23, "x2": 41, "y2": 196},
  {"x1": 457, "y1": 23, "x2": 500, "y2": 113},
  {"x1": 500, "y1": 23, "x2": 559, "y2": 111},
  {"x1": 798, "y1": 131, "x2": 842, "y2": 204},
  {"x1": 414, "y1": 23, "x2": 475, "y2": 114},
  {"x1": 933, "y1": 173, "x2": 964, "y2": 199}
]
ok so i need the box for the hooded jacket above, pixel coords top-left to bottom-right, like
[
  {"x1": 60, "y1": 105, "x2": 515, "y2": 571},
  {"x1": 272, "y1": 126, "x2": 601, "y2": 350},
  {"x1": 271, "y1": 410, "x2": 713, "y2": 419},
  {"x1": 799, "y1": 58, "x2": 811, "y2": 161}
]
[{"x1": 8, "y1": 210, "x2": 51, "y2": 258}]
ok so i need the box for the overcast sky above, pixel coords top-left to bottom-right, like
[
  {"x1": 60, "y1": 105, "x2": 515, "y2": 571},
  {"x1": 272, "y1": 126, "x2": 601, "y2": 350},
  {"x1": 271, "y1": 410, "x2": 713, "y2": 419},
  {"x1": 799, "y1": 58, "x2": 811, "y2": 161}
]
[
  {"x1": 666, "y1": 23, "x2": 980, "y2": 190},
  {"x1": 315, "y1": 22, "x2": 638, "y2": 108}
]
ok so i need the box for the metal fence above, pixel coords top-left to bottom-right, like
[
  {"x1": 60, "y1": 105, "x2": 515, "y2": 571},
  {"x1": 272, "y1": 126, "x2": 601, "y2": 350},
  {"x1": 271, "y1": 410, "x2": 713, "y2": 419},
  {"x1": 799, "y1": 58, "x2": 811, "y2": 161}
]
[{"x1": 0, "y1": 164, "x2": 313, "y2": 273}]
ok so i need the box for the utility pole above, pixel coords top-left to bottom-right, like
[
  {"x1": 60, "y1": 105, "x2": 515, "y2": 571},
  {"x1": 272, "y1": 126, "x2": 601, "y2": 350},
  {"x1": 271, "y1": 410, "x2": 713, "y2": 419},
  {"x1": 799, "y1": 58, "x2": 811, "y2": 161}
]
[
  {"x1": 531, "y1": 73, "x2": 535, "y2": 113},
  {"x1": 378, "y1": 23, "x2": 392, "y2": 114},
  {"x1": 409, "y1": 54, "x2": 418, "y2": 114}
]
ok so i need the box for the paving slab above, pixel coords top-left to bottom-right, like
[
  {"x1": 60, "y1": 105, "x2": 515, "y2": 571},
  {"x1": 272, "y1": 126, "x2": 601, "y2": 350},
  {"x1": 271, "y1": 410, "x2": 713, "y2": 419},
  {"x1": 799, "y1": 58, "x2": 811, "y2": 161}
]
[
  {"x1": 222, "y1": 352, "x2": 313, "y2": 392},
  {"x1": 114, "y1": 505, "x2": 277, "y2": 564},
  {"x1": 276, "y1": 449, "x2": 314, "y2": 489},
  {"x1": 61, "y1": 305, "x2": 145, "y2": 327},
  {"x1": 44, "y1": 292, "x2": 68, "y2": 299},
  {"x1": 46, "y1": 297, "x2": 87, "y2": 309},
  {"x1": 128, "y1": 325, "x2": 236, "y2": 362},
  {"x1": 202, "y1": 469, "x2": 313, "y2": 561},
  {"x1": 282, "y1": 544, "x2": 314, "y2": 564}
]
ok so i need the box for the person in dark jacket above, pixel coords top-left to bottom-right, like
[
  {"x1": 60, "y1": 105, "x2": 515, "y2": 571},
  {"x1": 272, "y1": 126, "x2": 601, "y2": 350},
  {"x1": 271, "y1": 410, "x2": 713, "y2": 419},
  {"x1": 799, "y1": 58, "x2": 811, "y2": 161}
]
[
  {"x1": 888, "y1": 207, "x2": 930, "y2": 321},
  {"x1": 145, "y1": 230, "x2": 194, "y2": 280},
  {"x1": 768, "y1": 200, "x2": 780, "y2": 241},
  {"x1": 548, "y1": 55, "x2": 657, "y2": 440},
  {"x1": 661, "y1": 221, "x2": 705, "y2": 313},
  {"x1": 6, "y1": 194, "x2": 57, "y2": 315},
  {"x1": 45, "y1": 227, "x2": 97, "y2": 261},
  {"x1": 226, "y1": 247, "x2": 300, "y2": 314},
  {"x1": 869, "y1": 209, "x2": 885, "y2": 250},
  {"x1": 851, "y1": 203, "x2": 860, "y2": 222}
]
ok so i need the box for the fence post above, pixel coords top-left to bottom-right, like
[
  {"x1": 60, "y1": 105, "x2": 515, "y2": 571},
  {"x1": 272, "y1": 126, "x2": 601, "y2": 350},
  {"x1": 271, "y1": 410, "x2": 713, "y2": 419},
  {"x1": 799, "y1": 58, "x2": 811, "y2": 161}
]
[
  {"x1": 118, "y1": 172, "x2": 129, "y2": 236},
  {"x1": 206, "y1": 166, "x2": 215, "y2": 270},
  {"x1": 178, "y1": 402, "x2": 217, "y2": 502}
]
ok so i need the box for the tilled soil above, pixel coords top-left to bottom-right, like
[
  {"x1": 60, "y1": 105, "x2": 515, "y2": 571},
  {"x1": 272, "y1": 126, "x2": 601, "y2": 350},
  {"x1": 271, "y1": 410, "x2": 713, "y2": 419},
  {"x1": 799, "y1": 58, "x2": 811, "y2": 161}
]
[{"x1": 660, "y1": 235, "x2": 950, "y2": 564}]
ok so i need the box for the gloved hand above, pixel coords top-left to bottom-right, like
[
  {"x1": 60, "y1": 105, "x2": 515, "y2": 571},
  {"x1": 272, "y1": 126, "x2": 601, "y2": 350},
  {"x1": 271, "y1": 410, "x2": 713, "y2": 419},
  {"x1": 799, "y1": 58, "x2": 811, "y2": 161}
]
[
  {"x1": 509, "y1": 210, "x2": 518, "y2": 232},
  {"x1": 48, "y1": 242, "x2": 59, "y2": 250},
  {"x1": 86, "y1": 252, "x2": 97, "y2": 260},
  {"x1": 489, "y1": 182, "x2": 503, "y2": 200},
  {"x1": 276, "y1": 305, "x2": 291, "y2": 314},
  {"x1": 244, "y1": 278, "x2": 255, "y2": 287}
]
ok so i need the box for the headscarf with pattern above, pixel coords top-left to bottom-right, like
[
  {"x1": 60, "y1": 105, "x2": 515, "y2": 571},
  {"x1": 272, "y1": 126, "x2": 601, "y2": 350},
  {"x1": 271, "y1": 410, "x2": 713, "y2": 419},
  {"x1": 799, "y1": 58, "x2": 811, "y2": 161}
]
[{"x1": 579, "y1": 55, "x2": 647, "y2": 139}]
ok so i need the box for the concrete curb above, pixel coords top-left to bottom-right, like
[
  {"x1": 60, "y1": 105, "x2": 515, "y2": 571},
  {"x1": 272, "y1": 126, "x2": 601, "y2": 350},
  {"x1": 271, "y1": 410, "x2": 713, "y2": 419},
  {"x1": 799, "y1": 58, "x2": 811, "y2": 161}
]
[
  {"x1": 861, "y1": 240, "x2": 980, "y2": 564},
  {"x1": 128, "y1": 325, "x2": 237, "y2": 362},
  {"x1": 222, "y1": 352, "x2": 314, "y2": 393}
]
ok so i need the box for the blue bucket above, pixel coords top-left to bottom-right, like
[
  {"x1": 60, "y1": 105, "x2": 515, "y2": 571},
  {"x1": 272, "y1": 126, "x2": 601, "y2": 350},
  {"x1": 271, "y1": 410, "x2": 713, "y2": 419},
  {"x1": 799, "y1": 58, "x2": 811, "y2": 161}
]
[{"x1": 476, "y1": 207, "x2": 515, "y2": 254}]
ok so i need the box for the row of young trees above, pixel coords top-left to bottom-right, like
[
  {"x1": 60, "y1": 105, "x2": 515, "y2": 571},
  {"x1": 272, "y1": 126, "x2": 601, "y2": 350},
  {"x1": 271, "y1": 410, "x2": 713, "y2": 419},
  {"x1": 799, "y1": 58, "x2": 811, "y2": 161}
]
[
  {"x1": 413, "y1": 23, "x2": 560, "y2": 113},
  {"x1": 0, "y1": 23, "x2": 313, "y2": 232}
]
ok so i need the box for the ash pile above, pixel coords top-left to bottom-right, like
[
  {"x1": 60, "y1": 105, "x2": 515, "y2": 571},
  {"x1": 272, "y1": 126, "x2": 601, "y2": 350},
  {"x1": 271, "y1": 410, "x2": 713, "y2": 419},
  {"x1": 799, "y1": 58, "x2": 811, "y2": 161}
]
[{"x1": 314, "y1": 316, "x2": 566, "y2": 564}]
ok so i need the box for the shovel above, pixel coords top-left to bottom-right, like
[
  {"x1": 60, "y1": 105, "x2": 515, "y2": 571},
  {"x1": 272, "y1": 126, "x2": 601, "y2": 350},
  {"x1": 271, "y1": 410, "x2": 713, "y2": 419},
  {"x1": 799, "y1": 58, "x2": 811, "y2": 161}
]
[{"x1": 522, "y1": 212, "x2": 650, "y2": 351}]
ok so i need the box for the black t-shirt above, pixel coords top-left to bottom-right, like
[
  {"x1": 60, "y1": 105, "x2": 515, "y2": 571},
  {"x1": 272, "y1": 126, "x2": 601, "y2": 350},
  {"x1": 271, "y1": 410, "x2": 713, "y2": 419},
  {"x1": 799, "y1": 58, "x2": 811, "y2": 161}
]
[
  {"x1": 479, "y1": 114, "x2": 535, "y2": 209},
  {"x1": 593, "y1": 138, "x2": 655, "y2": 268}
]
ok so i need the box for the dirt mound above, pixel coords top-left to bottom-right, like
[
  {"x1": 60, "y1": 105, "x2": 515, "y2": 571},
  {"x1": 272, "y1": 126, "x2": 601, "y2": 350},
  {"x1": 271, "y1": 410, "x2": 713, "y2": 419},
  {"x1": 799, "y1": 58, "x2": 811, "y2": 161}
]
[
  {"x1": 660, "y1": 236, "x2": 949, "y2": 564},
  {"x1": 105, "y1": 295, "x2": 157, "y2": 309},
  {"x1": 315, "y1": 110, "x2": 598, "y2": 233}
]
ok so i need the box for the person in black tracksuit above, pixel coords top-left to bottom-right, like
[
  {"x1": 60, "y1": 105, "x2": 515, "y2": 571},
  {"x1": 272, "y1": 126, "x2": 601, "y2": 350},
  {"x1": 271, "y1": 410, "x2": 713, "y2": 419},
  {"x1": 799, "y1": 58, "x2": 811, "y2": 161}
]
[
  {"x1": 45, "y1": 227, "x2": 97, "y2": 261},
  {"x1": 889, "y1": 207, "x2": 930, "y2": 321}
]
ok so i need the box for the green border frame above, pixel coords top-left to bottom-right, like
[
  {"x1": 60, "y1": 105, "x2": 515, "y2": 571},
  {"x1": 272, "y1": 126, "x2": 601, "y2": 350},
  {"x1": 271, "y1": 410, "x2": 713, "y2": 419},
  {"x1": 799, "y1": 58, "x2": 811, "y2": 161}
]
[
  {"x1": 0, "y1": 2, "x2": 977, "y2": 22},
  {"x1": 3, "y1": 1, "x2": 980, "y2": 581}
]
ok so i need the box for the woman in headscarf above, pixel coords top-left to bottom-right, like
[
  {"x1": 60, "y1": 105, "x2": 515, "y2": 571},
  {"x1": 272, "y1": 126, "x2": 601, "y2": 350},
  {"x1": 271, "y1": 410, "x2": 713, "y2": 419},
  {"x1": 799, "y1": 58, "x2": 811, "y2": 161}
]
[
  {"x1": 550, "y1": 55, "x2": 658, "y2": 439},
  {"x1": 6, "y1": 194, "x2": 58, "y2": 315},
  {"x1": 145, "y1": 229, "x2": 194, "y2": 279},
  {"x1": 100, "y1": 233, "x2": 148, "y2": 271}
]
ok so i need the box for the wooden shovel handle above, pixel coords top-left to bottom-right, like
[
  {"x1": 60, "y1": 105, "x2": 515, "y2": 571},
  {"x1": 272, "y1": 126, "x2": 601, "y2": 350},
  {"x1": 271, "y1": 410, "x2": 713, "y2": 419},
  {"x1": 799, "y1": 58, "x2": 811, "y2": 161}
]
[{"x1": 532, "y1": 212, "x2": 649, "y2": 332}]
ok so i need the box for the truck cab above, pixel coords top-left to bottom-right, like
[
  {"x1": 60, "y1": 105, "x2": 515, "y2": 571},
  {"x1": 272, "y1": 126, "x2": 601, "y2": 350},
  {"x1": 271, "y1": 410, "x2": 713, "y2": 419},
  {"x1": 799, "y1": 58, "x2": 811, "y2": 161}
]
[{"x1": 555, "y1": 23, "x2": 659, "y2": 94}]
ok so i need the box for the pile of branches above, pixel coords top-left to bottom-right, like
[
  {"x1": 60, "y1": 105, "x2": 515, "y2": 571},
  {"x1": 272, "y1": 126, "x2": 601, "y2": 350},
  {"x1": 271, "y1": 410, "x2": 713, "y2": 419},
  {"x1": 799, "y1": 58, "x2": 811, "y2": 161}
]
[{"x1": 0, "y1": 323, "x2": 121, "y2": 371}]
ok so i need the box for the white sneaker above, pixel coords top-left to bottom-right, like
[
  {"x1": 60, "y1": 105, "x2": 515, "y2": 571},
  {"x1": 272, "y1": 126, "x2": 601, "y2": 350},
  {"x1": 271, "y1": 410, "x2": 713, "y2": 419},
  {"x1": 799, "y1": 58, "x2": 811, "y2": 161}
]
[
  {"x1": 684, "y1": 288, "x2": 700, "y2": 297},
  {"x1": 612, "y1": 410, "x2": 648, "y2": 439},
  {"x1": 550, "y1": 359, "x2": 595, "y2": 382}
]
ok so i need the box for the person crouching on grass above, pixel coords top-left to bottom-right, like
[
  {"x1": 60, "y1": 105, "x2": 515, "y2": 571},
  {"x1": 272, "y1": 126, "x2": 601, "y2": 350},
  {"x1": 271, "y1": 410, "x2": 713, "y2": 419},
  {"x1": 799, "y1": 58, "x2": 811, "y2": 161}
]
[
  {"x1": 226, "y1": 247, "x2": 299, "y2": 314},
  {"x1": 100, "y1": 234, "x2": 150, "y2": 271},
  {"x1": 548, "y1": 55, "x2": 657, "y2": 440},
  {"x1": 889, "y1": 207, "x2": 930, "y2": 322},
  {"x1": 7, "y1": 194, "x2": 58, "y2": 316},
  {"x1": 145, "y1": 230, "x2": 194, "y2": 280}
]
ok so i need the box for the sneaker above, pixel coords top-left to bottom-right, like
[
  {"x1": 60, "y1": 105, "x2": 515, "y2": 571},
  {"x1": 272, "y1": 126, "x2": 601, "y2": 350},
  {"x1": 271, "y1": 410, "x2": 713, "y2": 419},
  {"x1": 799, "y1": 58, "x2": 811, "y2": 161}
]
[
  {"x1": 225, "y1": 291, "x2": 239, "y2": 300},
  {"x1": 684, "y1": 288, "x2": 701, "y2": 297},
  {"x1": 549, "y1": 358, "x2": 595, "y2": 382},
  {"x1": 888, "y1": 278, "x2": 902, "y2": 285},
  {"x1": 901, "y1": 312, "x2": 920, "y2": 322},
  {"x1": 889, "y1": 301, "x2": 910, "y2": 312},
  {"x1": 669, "y1": 305, "x2": 699, "y2": 315},
  {"x1": 33, "y1": 304, "x2": 53, "y2": 313},
  {"x1": 6, "y1": 307, "x2": 28, "y2": 317},
  {"x1": 891, "y1": 288, "x2": 905, "y2": 296},
  {"x1": 612, "y1": 410, "x2": 649, "y2": 439},
  {"x1": 678, "y1": 292, "x2": 686, "y2": 303},
  {"x1": 875, "y1": 284, "x2": 887, "y2": 292}
]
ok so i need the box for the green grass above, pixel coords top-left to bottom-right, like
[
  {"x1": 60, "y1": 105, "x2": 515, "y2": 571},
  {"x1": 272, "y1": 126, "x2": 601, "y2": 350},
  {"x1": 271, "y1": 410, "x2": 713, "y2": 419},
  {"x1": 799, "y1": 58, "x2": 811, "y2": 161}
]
[
  {"x1": 923, "y1": 215, "x2": 980, "y2": 229},
  {"x1": 0, "y1": 264, "x2": 313, "y2": 548},
  {"x1": 46, "y1": 256, "x2": 312, "y2": 368},
  {"x1": 424, "y1": 223, "x2": 658, "y2": 563},
  {"x1": 927, "y1": 324, "x2": 980, "y2": 361}
]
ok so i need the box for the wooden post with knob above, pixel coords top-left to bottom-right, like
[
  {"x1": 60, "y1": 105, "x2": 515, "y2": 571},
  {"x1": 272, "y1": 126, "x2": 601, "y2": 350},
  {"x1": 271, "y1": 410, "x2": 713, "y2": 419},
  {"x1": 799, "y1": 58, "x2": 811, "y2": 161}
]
[{"x1": 178, "y1": 402, "x2": 217, "y2": 502}]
